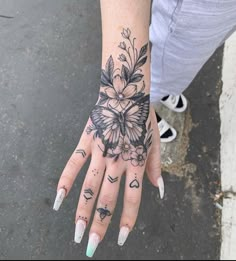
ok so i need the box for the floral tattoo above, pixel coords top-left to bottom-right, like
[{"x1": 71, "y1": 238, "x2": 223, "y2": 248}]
[{"x1": 87, "y1": 28, "x2": 153, "y2": 167}]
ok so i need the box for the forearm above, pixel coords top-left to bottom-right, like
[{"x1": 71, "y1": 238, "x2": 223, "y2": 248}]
[{"x1": 100, "y1": 0, "x2": 151, "y2": 95}]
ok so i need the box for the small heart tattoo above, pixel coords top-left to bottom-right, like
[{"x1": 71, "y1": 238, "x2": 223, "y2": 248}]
[{"x1": 129, "y1": 179, "x2": 140, "y2": 189}]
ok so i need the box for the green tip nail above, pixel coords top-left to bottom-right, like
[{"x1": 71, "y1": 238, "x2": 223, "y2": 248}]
[
  {"x1": 86, "y1": 233, "x2": 100, "y2": 258},
  {"x1": 86, "y1": 246, "x2": 94, "y2": 258}
]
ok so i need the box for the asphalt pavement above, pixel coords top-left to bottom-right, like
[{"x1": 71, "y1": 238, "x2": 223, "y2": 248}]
[{"x1": 0, "y1": 1, "x2": 222, "y2": 260}]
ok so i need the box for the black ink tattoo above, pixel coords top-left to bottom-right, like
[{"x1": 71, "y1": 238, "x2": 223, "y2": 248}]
[
  {"x1": 97, "y1": 205, "x2": 112, "y2": 222},
  {"x1": 129, "y1": 174, "x2": 140, "y2": 189},
  {"x1": 87, "y1": 28, "x2": 153, "y2": 167},
  {"x1": 92, "y1": 169, "x2": 99, "y2": 177},
  {"x1": 108, "y1": 175, "x2": 119, "y2": 184},
  {"x1": 78, "y1": 216, "x2": 88, "y2": 223},
  {"x1": 75, "y1": 149, "x2": 86, "y2": 158},
  {"x1": 83, "y1": 189, "x2": 94, "y2": 203}
]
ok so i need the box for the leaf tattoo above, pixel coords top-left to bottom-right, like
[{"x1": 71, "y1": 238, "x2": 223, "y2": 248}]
[
  {"x1": 87, "y1": 28, "x2": 153, "y2": 167},
  {"x1": 139, "y1": 44, "x2": 148, "y2": 59}
]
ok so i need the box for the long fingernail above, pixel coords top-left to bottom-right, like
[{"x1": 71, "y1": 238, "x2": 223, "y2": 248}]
[
  {"x1": 86, "y1": 233, "x2": 100, "y2": 258},
  {"x1": 118, "y1": 226, "x2": 130, "y2": 246},
  {"x1": 157, "y1": 176, "x2": 165, "y2": 199},
  {"x1": 74, "y1": 220, "x2": 87, "y2": 244},
  {"x1": 53, "y1": 188, "x2": 66, "y2": 211}
]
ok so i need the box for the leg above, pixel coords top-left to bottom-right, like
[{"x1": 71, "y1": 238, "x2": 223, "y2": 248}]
[{"x1": 150, "y1": 0, "x2": 236, "y2": 104}]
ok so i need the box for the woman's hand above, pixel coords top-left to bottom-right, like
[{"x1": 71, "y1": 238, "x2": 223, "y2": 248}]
[
  {"x1": 53, "y1": 26, "x2": 164, "y2": 258},
  {"x1": 53, "y1": 105, "x2": 163, "y2": 257}
]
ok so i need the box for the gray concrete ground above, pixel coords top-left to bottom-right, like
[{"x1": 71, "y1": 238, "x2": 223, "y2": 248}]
[{"x1": 0, "y1": 1, "x2": 222, "y2": 260}]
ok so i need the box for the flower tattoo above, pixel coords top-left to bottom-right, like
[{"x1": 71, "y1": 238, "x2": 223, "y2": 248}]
[
  {"x1": 87, "y1": 28, "x2": 153, "y2": 167},
  {"x1": 113, "y1": 136, "x2": 135, "y2": 161},
  {"x1": 131, "y1": 146, "x2": 147, "y2": 167},
  {"x1": 105, "y1": 75, "x2": 140, "y2": 110}
]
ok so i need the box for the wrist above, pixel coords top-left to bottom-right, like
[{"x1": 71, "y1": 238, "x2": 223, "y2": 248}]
[{"x1": 100, "y1": 28, "x2": 150, "y2": 104}]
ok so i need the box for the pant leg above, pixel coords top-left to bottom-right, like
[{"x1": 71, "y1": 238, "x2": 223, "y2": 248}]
[{"x1": 150, "y1": 0, "x2": 236, "y2": 103}]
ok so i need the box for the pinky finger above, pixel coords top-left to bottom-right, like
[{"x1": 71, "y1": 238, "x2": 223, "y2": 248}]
[{"x1": 118, "y1": 171, "x2": 143, "y2": 246}]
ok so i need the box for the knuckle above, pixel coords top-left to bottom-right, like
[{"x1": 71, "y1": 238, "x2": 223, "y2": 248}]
[
  {"x1": 60, "y1": 174, "x2": 74, "y2": 184},
  {"x1": 94, "y1": 218, "x2": 107, "y2": 227},
  {"x1": 67, "y1": 156, "x2": 80, "y2": 169},
  {"x1": 125, "y1": 195, "x2": 140, "y2": 206},
  {"x1": 84, "y1": 179, "x2": 97, "y2": 191},
  {"x1": 106, "y1": 162, "x2": 125, "y2": 173},
  {"x1": 147, "y1": 159, "x2": 161, "y2": 175},
  {"x1": 106, "y1": 166, "x2": 117, "y2": 174},
  {"x1": 99, "y1": 194, "x2": 114, "y2": 206}
]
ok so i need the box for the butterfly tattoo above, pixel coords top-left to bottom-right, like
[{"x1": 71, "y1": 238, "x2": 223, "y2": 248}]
[
  {"x1": 90, "y1": 94, "x2": 150, "y2": 152},
  {"x1": 87, "y1": 28, "x2": 153, "y2": 166},
  {"x1": 97, "y1": 207, "x2": 112, "y2": 222}
]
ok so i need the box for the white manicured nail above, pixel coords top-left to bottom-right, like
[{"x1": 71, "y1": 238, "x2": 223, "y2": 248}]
[
  {"x1": 74, "y1": 220, "x2": 87, "y2": 244},
  {"x1": 118, "y1": 226, "x2": 130, "y2": 246},
  {"x1": 86, "y1": 233, "x2": 100, "y2": 258},
  {"x1": 157, "y1": 176, "x2": 165, "y2": 199},
  {"x1": 53, "y1": 188, "x2": 66, "y2": 211}
]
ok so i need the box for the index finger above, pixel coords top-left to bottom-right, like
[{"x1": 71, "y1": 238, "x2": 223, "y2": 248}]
[{"x1": 53, "y1": 123, "x2": 92, "y2": 211}]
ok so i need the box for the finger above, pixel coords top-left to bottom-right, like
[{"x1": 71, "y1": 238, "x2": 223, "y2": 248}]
[
  {"x1": 53, "y1": 121, "x2": 92, "y2": 211},
  {"x1": 146, "y1": 109, "x2": 162, "y2": 188},
  {"x1": 86, "y1": 164, "x2": 124, "y2": 258},
  {"x1": 74, "y1": 148, "x2": 106, "y2": 244},
  {"x1": 118, "y1": 169, "x2": 144, "y2": 246}
]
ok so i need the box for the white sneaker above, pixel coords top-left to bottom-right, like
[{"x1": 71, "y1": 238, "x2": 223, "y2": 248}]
[
  {"x1": 158, "y1": 118, "x2": 177, "y2": 143},
  {"x1": 161, "y1": 94, "x2": 188, "y2": 113}
]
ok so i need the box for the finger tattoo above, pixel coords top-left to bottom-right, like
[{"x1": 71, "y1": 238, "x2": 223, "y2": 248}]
[
  {"x1": 97, "y1": 205, "x2": 112, "y2": 222},
  {"x1": 108, "y1": 175, "x2": 119, "y2": 184},
  {"x1": 92, "y1": 168, "x2": 99, "y2": 177},
  {"x1": 129, "y1": 174, "x2": 140, "y2": 189},
  {"x1": 78, "y1": 216, "x2": 88, "y2": 223},
  {"x1": 84, "y1": 189, "x2": 94, "y2": 204},
  {"x1": 75, "y1": 149, "x2": 86, "y2": 158}
]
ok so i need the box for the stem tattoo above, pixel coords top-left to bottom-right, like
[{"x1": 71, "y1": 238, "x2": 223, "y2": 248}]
[{"x1": 87, "y1": 28, "x2": 153, "y2": 167}]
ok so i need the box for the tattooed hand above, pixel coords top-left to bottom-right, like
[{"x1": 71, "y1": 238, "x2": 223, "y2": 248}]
[{"x1": 54, "y1": 29, "x2": 163, "y2": 258}]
